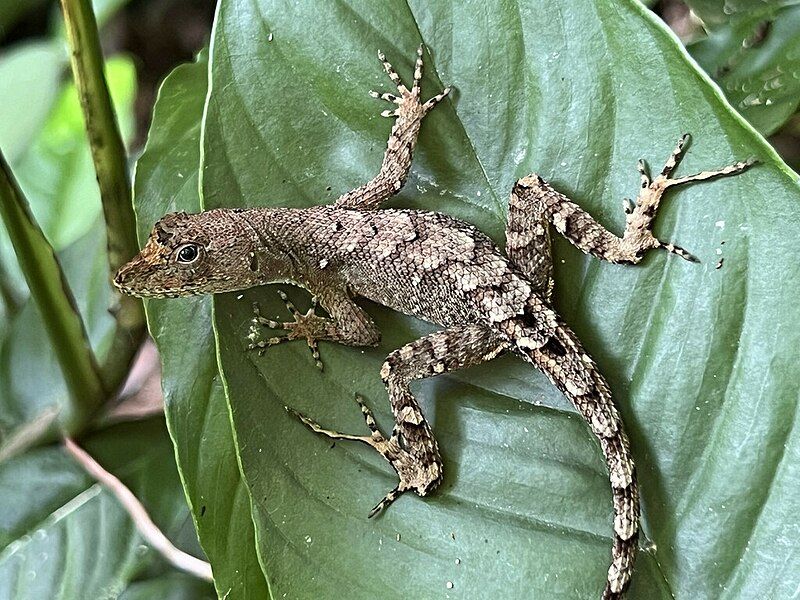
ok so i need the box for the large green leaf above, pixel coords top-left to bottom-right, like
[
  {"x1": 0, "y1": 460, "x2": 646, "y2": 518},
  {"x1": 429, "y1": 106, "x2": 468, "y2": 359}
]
[
  {"x1": 0, "y1": 417, "x2": 213, "y2": 599},
  {"x1": 687, "y1": 3, "x2": 800, "y2": 136},
  {"x1": 198, "y1": 0, "x2": 800, "y2": 597},
  {"x1": 132, "y1": 55, "x2": 270, "y2": 599}
]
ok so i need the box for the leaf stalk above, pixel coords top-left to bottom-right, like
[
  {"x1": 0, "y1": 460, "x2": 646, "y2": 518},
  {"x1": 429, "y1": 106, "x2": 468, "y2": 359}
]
[
  {"x1": 0, "y1": 150, "x2": 106, "y2": 435},
  {"x1": 59, "y1": 0, "x2": 147, "y2": 391}
]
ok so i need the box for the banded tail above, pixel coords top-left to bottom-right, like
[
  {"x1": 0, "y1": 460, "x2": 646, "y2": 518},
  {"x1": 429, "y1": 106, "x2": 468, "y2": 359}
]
[{"x1": 505, "y1": 304, "x2": 640, "y2": 598}]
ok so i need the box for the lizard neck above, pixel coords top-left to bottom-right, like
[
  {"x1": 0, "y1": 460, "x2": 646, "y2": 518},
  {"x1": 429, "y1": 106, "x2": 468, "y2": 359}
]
[{"x1": 237, "y1": 207, "x2": 313, "y2": 286}]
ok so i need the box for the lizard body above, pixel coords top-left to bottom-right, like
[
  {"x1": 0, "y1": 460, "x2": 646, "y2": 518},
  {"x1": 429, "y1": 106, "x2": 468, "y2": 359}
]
[{"x1": 115, "y1": 46, "x2": 755, "y2": 598}]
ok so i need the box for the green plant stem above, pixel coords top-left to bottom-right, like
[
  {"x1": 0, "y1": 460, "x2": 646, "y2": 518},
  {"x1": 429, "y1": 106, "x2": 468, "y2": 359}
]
[
  {"x1": 59, "y1": 0, "x2": 146, "y2": 391},
  {"x1": 0, "y1": 258, "x2": 23, "y2": 316},
  {"x1": 0, "y1": 150, "x2": 106, "y2": 435}
]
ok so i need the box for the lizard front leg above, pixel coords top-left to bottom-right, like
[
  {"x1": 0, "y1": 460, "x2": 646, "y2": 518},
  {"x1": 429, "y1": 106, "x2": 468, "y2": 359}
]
[
  {"x1": 335, "y1": 45, "x2": 450, "y2": 211},
  {"x1": 288, "y1": 324, "x2": 510, "y2": 515},
  {"x1": 248, "y1": 288, "x2": 379, "y2": 370},
  {"x1": 507, "y1": 134, "x2": 756, "y2": 268}
]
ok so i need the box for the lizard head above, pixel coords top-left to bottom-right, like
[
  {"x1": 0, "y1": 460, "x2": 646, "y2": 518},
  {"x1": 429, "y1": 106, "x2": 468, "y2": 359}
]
[{"x1": 114, "y1": 209, "x2": 263, "y2": 298}]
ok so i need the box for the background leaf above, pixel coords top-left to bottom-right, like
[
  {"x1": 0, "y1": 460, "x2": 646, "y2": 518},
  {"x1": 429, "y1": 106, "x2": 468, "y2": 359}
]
[
  {"x1": 0, "y1": 417, "x2": 212, "y2": 599},
  {"x1": 132, "y1": 54, "x2": 270, "y2": 599},
  {"x1": 118, "y1": 572, "x2": 216, "y2": 600},
  {"x1": 13, "y1": 56, "x2": 136, "y2": 250},
  {"x1": 0, "y1": 4, "x2": 214, "y2": 600},
  {"x1": 0, "y1": 56, "x2": 135, "y2": 439},
  {"x1": 688, "y1": 3, "x2": 800, "y2": 135},
  {"x1": 132, "y1": 0, "x2": 800, "y2": 597},
  {"x1": 684, "y1": 0, "x2": 800, "y2": 27},
  {"x1": 0, "y1": 41, "x2": 64, "y2": 164}
]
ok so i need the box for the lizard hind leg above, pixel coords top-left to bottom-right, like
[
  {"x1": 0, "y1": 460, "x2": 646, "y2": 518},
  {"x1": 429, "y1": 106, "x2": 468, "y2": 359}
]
[
  {"x1": 624, "y1": 133, "x2": 757, "y2": 262},
  {"x1": 508, "y1": 135, "x2": 755, "y2": 267},
  {"x1": 288, "y1": 324, "x2": 510, "y2": 517},
  {"x1": 287, "y1": 395, "x2": 409, "y2": 516},
  {"x1": 505, "y1": 175, "x2": 556, "y2": 301}
]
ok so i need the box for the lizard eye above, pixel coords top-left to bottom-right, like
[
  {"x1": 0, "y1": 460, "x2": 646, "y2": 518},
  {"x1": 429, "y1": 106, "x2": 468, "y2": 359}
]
[{"x1": 176, "y1": 243, "x2": 201, "y2": 264}]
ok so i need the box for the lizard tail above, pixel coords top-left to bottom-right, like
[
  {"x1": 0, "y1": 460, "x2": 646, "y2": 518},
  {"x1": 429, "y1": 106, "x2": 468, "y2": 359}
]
[{"x1": 509, "y1": 313, "x2": 640, "y2": 598}]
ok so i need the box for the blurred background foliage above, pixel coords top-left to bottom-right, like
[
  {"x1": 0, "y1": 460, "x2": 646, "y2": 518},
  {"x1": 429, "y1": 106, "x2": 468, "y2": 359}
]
[
  {"x1": 0, "y1": 0, "x2": 215, "y2": 597},
  {"x1": 673, "y1": 0, "x2": 800, "y2": 167},
  {"x1": 0, "y1": 0, "x2": 797, "y2": 598}
]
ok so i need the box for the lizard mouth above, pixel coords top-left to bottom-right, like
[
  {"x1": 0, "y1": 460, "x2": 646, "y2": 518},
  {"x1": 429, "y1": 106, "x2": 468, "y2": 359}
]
[
  {"x1": 114, "y1": 281, "x2": 199, "y2": 299},
  {"x1": 113, "y1": 264, "x2": 206, "y2": 298},
  {"x1": 114, "y1": 283, "x2": 186, "y2": 298}
]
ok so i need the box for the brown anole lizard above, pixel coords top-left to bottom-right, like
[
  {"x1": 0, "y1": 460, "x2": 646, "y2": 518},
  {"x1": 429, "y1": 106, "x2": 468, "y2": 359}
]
[{"x1": 114, "y1": 46, "x2": 755, "y2": 598}]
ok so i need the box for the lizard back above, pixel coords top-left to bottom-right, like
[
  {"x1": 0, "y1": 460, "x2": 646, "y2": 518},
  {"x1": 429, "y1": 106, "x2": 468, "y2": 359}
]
[{"x1": 265, "y1": 205, "x2": 536, "y2": 329}]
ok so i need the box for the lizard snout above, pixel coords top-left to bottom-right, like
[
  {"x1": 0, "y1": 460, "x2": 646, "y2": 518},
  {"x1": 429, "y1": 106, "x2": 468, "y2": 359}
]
[
  {"x1": 113, "y1": 256, "x2": 146, "y2": 295},
  {"x1": 113, "y1": 264, "x2": 131, "y2": 291}
]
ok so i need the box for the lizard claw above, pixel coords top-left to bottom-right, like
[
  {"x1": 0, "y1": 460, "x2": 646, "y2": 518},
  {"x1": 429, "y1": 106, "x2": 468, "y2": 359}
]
[
  {"x1": 368, "y1": 485, "x2": 404, "y2": 518},
  {"x1": 658, "y1": 241, "x2": 699, "y2": 263},
  {"x1": 369, "y1": 90, "x2": 401, "y2": 104}
]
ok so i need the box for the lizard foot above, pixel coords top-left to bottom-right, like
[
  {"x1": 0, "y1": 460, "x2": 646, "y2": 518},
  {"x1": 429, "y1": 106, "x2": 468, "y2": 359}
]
[
  {"x1": 287, "y1": 394, "x2": 443, "y2": 517},
  {"x1": 247, "y1": 290, "x2": 325, "y2": 370},
  {"x1": 369, "y1": 44, "x2": 450, "y2": 119},
  {"x1": 623, "y1": 133, "x2": 757, "y2": 262}
]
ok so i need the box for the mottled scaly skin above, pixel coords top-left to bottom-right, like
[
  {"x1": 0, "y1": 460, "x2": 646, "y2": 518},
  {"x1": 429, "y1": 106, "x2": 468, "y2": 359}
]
[{"x1": 115, "y1": 47, "x2": 755, "y2": 598}]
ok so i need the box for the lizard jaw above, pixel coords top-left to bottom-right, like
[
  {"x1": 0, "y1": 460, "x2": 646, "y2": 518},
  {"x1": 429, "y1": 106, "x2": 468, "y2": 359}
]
[{"x1": 113, "y1": 257, "x2": 187, "y2": 298}]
